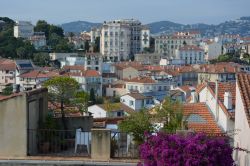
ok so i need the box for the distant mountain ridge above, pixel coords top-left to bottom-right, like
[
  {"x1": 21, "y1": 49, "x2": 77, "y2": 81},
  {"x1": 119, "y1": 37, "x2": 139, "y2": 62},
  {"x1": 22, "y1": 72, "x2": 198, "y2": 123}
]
[
  {"x1": 61, "y1": 16, "x2": 250, "y2": 36},
  {"x1": 61, "y1": 21, "x2": 101, "y2": 33}
]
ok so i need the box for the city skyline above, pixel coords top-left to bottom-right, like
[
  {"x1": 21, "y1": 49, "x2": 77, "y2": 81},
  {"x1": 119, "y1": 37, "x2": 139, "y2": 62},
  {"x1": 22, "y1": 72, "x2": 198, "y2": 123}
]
[{"x1": 1, "y1": 0, "x2": 250, "y2": 25}]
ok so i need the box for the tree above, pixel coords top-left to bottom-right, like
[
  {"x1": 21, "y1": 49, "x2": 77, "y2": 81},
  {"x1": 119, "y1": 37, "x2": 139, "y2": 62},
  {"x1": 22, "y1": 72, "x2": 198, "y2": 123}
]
[
  {"x1": 72, "y1": 91, "x2": 89, "y2": 115},
  {"x1": 155, "y1": 97, "x2": 185, "y2": 133},
  {"x1": 43, "y1": 77, "x2": 79, "y2": 130},
  {"x1": 33, "y1": 53, "x2": 50, "y2": 66},
  {"x1": 93, "y1": 37, "x2": 100, "y2": 52},
  {"x1": 119, "y1": 110, "x2": 156, "y2": 145},
  {"x1": 16, "y1": 47, "x2": 26, "y2": 59},
  {"x1": 2, "y1": 85, "x2": 13, "y2": 96},
  {"x1": 89, "y1": 88, "x2": 96, "y2": 104},
  {"x1": 34, "y1": 20, "x2": 50, "y2": 38},
  {"x1": 103, "y1": 98, "x2": 120, "y2": 117},
  {"x1": 84, "y1": 40, "x2": 90, "y2": 52}
]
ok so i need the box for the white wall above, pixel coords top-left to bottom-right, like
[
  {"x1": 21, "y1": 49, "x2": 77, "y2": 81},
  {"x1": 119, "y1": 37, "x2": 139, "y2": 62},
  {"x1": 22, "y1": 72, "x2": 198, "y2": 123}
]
[
  {"x1": 88, "y1": 105, "x2": 107, "y2": 118},
  {"x1": 234, "y1": 82, "x2": 250, "y2": 165},
  {"x1": 198, "y1": 87, "x2": 234, "y2": 132}
]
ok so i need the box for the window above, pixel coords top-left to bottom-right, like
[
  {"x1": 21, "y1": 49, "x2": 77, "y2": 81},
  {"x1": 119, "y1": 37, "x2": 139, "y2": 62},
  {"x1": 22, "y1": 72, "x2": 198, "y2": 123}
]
[
  {"x1": 95, "y1": 61, "x2": 99, "y2": 65},
  {"x1": 104, "y1": 31, "x2": 108, "y2": 36},
  {"x1": 129, "y1": 100, "x2": 134, "y2": 106}
]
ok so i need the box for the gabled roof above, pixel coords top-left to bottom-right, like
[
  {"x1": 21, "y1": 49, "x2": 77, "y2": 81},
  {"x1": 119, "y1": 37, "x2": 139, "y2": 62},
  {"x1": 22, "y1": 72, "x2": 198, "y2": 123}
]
[
  {"x1": 63, "y1": 65, "x2": 85, "y2": 71},
  {"x1": 195, "y1": 82, "x2": 236, "y2": 119},
  {"x1": 123, "y1": 92, "x2": 152, "y2": 100},
  {"x1": 97, "y1": 102, "x2": 135, "y2": 115},
  {"x1": 183, "y1": 103, "x2": 222, "y2": 134},
  {"x1": 19, "y1": 70, "x2": 59, "y2": 78},
  {"x1": 0, "y1": 59, "x2": 16, "y2": 70},
  {"x1": 237, "y1": 73, "x2": 250, "y2": 126},
  {"x1": 124, "y1": 76, "x2": 156, "y2": 84},
  {"x1": 113, "y1": 62, "x2": 145, "y2": 71}
]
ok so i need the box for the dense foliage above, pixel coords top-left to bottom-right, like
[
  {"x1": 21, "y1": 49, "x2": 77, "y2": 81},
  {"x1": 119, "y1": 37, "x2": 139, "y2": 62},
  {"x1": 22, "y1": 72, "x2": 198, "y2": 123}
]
[
  {"x1": 210, "y1": 53, "x2": 249, "y2": 64},
  {"x1": 34, "y1": 20, "x2": 73, "y2": 52},
  {"x1": 139, "y1": 133, "x2": 234, "y2": 166},
  {"x1": 0, "y1": 17, "x2": 35, "y2": 59},
  {"x1": 43, "y1": 76, "x2": 80, "y2": 129},
  {"x1": 119, "y1": 110, "x2": 156, "y2": 144}
]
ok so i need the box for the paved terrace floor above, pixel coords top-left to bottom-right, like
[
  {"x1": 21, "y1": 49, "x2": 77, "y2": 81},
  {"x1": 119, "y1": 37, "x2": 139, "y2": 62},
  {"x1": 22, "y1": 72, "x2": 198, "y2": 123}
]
[{"x1": 0, "y1": 156, "x2": 138, "y2": 166}]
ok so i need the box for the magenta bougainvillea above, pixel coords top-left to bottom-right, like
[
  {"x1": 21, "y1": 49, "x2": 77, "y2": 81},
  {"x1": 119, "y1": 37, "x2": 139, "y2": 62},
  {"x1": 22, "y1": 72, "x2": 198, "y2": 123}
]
[{"x1": 139, "y1": 133, "x2": 234, "y2": 166}]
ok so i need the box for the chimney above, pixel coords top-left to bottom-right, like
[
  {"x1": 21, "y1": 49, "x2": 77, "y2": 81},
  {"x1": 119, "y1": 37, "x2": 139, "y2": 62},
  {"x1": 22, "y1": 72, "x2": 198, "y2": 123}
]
[
  {"x1": 224, "y1": 91, "x2": 232, "y2": 110},
  {"x1": 223, "y1": 67, "x2": 226, "y2": 72},
  {"x1": 190, "y1": 90, "x2": 197, "y2": 103}
]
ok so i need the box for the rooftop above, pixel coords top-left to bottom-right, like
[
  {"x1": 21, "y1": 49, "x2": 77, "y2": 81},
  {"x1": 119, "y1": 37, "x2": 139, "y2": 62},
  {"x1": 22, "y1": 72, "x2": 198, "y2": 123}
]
[{"x1": 183, "y1": 103, "x2": 222, "y2": 134}]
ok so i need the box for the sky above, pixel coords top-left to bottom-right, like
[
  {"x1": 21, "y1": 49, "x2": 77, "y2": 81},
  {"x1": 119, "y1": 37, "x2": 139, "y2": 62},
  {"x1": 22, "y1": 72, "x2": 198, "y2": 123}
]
[{"x1": 1, "y1": 0, "x2": 250, "y2": 25}]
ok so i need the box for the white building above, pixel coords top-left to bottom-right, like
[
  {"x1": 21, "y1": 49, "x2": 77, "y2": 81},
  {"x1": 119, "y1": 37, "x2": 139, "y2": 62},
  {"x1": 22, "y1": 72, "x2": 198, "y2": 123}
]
[
  {"x1": 234, "y1": 73, "x2": 250, "y2": 165},
  {"x1": 125, "y1": 76, "x2": 170, "y2": 93},
  {"x1": 14, "y1": 21, "x2": 34, "y2": 38},
  {"x1": 0, "y1": 59, "x2": 16, "y2": 92},
  {"x1": 67, "y1": 70, "x2": 102, "y2": 96},
  {"x1": 200, "y1": 40, "x2": 222, "y2": 61},
  {"x1": 140, "y1": 27, "x2": 150, "y2": 51},
  {"x1": 175, "y1": 45, "x2": 205, "y2": 65},
  {"x1": 90, "y1": 27, "x2": 101, "y2": 43},
  {"x1": 100, "y1": 19, "x2": 150, "y2": 61},
  {"x1": 120, "y1": 93, "x2": 154, "y2": 111},
  {"x1": 49, "y1": 53, "x2": 78, "y2": 61},
  {"x1": 29, "y1": 32, "x2": 46, "y2": 49}
]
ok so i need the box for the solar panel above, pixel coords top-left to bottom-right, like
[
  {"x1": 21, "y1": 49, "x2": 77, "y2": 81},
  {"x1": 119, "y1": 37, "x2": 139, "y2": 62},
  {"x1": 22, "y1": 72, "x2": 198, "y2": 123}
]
[
  {"x1": 187, "y1": 114, "x2": 207, "y2": 123},
  {"x1": 19, "y1": 64, "x2": 33, "y2": 68}
]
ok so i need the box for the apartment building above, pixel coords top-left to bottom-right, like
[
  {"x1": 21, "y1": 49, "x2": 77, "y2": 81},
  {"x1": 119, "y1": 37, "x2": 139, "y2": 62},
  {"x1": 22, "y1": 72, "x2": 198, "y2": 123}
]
[
  {"x1": 134, "y1": 53, "x2": 161, "y2": 65},
  {"x1": 29, "y1": 32, "x2": 46, "y2": 49},
  {"x1": 0, "y1": 59, "x2": 16, "y2": 92},
  {"x1": 100, "y1": 19, "x2": 150, "y2": 61},
  {"x1": 155, "y1": 33, "x2": 195, "y2": 58},
  {"x1": 175, "y1": 45, "x2": 205, "y2": 65},
  {"x1": 200, "y1": 40, "x2": 222, "y2": 61},
  {"x1": 14, "y1": 21, "x2": 34, "y2": 38},
  {"x1": 90, "y1": 27, "x2": 101, "y2": 43}
]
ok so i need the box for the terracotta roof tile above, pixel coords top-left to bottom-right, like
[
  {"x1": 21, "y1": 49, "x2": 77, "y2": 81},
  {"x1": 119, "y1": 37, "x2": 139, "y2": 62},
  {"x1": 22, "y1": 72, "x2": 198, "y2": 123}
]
[
  {"x1": 124, "y1": 76, "x2": 156, "y2": 84},
  {"x1": 183, "y1": 103, "x2": 222, "y2": 134},
  {"x1": 19, "y1": 70, "x2": 59, "y2": 78},
  {"x1": 179, "y1": 45, "x2": 204, "y2": 52}
]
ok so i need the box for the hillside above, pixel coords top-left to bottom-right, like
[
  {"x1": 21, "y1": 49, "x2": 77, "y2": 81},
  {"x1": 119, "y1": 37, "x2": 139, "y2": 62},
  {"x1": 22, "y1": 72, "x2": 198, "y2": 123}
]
[
  {"x1": 61, "y1": 16, "x2": 250, "y2": 37},
  {"x1": 61, "y1": 21, "x2": 101, "y2": 33}
]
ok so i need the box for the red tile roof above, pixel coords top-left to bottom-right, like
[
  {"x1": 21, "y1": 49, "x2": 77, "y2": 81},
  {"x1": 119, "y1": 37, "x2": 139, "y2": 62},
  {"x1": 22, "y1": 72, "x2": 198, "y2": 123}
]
[
  {"x1": 0, "y1": 59, "x2": 16, "y2": 70},
  {"x1": 237, "y1": 73, "x2": 250, "y2": 126},
  {"x1": 124, "y1": 76, "x2": 156, "y2": 84},
  {"x1": 113, "y1": 62, "x2": 145, "y2": 71},
  {"x1": 179, "y1": 85, "x2": 192, "y2": 93},
  {"x1": 84, "y1": 70, "x2": 100, "y2": 77},
  {"x1": 198, "y1": 62, "x2": 243, "y2": 74},
  {"x1": 19, "y1": 70, "x2": 59, "y2": 78},
  {"x1": 179, "y1": 45, "x2": 204, "y2": 52},
  {"x1": 194, "y1": 82, "x2": 236, "y2": 119},
  {"x1": 183, "y1": 103, "x2": 222, "y2": 134},
  {"x1": 63, "y1": 65, "x2": 85, "y2": 71}
]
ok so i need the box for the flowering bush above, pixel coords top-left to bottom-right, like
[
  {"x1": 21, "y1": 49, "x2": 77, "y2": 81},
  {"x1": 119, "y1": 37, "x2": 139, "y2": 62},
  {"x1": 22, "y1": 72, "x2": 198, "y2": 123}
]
[{"x1": 139, "y1": 133, "x2": 234, "y2": 166}]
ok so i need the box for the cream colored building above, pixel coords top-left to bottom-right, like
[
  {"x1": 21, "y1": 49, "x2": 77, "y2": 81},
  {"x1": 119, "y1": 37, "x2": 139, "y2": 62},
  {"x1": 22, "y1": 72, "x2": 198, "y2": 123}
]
[
  {"x1": 100, "y1": 19, "x2": 150, "y2": 61},
  {"x1": 14, "y1": 21, "x2": 34, "y2": 38},
  {"x1": 155, "y1": 33, "x2": 195, "y2": 59},
  {"x1": 135, "y1": 53, "x2": 161, "y2": 65},
  {"x1": 175, "y1": 45, "x2": 205, "y2": 65}
]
